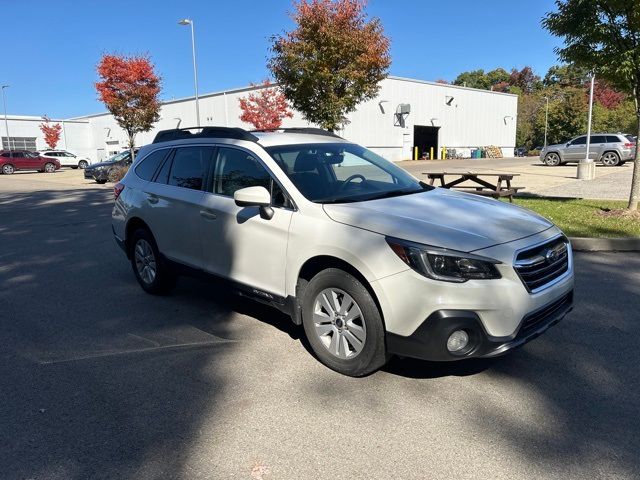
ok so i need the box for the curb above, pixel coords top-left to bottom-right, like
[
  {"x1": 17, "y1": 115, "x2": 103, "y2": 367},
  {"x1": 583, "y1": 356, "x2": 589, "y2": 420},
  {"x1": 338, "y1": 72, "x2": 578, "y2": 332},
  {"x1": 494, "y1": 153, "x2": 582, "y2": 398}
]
[{"x1": 569, "y1": 237, "x2": 640, "y2": 252}]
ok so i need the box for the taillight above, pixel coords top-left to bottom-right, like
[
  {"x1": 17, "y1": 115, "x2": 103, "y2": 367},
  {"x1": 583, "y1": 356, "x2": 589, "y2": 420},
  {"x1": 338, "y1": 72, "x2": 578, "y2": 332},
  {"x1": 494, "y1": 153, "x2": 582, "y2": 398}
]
[
  {"x1": 114, "y1": 182, "x2": 124, "y2": 200},
  {"x1": 624, "y1": 142, "x2": 635, "y2": 148}
]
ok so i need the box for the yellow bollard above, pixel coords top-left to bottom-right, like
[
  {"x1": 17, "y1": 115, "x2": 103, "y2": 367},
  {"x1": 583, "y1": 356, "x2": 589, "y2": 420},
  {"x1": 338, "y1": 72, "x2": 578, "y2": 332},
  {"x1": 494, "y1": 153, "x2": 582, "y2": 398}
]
[
  {"x1": 430, "y1": 147, "x2": 434, "y2": 161},
  {"x1": 414, "y1": 146, "x2": 418, "y2": 161},
  {"x1": 442, "y1": 147, "x2": 446, "y2": 160}
]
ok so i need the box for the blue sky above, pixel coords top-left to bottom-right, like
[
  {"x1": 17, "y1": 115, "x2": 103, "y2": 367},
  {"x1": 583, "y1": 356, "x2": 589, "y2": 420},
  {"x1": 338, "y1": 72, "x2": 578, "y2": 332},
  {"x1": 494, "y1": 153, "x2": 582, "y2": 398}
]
[{"x1": 4, "y1": 0, "x2": 562, "y2": 118}]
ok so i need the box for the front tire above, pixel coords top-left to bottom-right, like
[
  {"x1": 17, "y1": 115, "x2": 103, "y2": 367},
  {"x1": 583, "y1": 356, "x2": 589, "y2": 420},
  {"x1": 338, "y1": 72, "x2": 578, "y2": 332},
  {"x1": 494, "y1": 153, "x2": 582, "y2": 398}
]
[
  {"x1": 95, "y1": 179, "x2": 107, "y2": 184},
  {"x1": 301, "y1": 268, "x2": 388, "y2": 377},
  {"x1": 44, "y1": 162, "x2": 56, "y2": 173},
  {"x1": 130, "y1": 228, "x2": 177, "y2": 295},
  {"x1": 2, "y1": 164, "x2": 15, "y2": 174},
  {"x1": 544, "y1": 152, "x2": 561, "y2": 166}
]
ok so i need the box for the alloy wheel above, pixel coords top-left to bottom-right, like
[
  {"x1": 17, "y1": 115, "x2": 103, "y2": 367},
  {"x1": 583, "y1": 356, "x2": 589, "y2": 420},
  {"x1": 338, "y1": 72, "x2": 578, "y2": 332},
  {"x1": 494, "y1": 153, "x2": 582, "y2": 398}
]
[
  {"x1": 602, "y1": 152, "x2": 619, "y2": 166},
  {"x1": 134, "y1": 239, "x2": 157, "y2": 285},
  {"x1": 2, "y1": 164, "x2": 14, "y2": 174},
  {"x1": 313, "y1": 288, "x2": 366, "y2": 359},
  {"x1": 545, "y1": 153, "x2": 560, "y2": 166},
  {"x1": 44, "y1": 163, "x2": 55, "y2": 173},
  {"x1": 79, "y1": 161, "x2": 88, "y2": 169}
]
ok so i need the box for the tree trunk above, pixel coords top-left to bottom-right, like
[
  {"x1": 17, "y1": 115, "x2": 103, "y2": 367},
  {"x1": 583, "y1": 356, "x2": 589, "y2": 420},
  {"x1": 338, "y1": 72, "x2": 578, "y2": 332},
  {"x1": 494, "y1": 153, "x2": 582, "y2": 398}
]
[{"x1": 127, "y1": 131, "x2": 136, "y2": 163}]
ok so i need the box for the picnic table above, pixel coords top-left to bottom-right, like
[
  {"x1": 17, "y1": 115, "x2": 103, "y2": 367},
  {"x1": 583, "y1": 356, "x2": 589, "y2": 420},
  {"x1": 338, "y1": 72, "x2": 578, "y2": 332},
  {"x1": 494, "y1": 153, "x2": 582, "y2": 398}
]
[{"x1": 423, "y1": 172, "x2": 524, "y2": 202}]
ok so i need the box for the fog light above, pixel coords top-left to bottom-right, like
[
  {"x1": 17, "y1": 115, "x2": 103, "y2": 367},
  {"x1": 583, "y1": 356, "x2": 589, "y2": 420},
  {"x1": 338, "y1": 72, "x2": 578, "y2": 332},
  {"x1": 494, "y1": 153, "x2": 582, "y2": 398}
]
[{"x1": 447, "y1": 330, "x2": 469, "y2": 353}]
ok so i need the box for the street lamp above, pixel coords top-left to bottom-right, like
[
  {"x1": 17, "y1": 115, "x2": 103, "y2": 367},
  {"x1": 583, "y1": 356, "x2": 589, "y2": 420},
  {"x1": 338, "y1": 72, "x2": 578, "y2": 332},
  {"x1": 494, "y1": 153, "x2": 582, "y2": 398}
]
[
  {"x1": 178, "y1": 18, "x2": 200, "y2": 127},
  {"x1": 577, "y1": 73, "x2": 596, "y2": 180},
  {"x1": 543, "y1": 96, "x2": 549, "y2": 148},
  {"x1": 1, "y1": 85, "x2": 10, "y2": 151}
]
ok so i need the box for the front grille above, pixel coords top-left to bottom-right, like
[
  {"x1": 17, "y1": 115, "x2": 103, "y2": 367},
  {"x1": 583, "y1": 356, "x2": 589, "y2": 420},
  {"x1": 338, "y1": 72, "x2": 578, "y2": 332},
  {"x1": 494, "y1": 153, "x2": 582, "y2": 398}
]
[
  {"x1": 514, "y1": 237, "x2": 569, "y2": 292},
  {"x1": 519, "y1": 291, "x2": 573, "y2": 336}
]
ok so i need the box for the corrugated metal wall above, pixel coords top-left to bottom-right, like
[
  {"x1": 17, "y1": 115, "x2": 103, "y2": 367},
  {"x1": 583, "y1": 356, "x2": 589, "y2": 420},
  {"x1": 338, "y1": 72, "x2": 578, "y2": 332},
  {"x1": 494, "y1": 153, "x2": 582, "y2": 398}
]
[{"x1": 8, "y1": 76, "x2": 517, "y2": 163}]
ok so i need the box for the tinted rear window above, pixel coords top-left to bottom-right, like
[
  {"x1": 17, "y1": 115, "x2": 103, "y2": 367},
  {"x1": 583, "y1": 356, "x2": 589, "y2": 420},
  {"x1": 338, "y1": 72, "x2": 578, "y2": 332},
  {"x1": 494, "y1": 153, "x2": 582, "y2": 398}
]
[
  {"x1": 134, "y1": 149, "x2": 169, "y2": 181},
  {"x1": 591, "y1": 135, "x2": 607, "y2": 144},
  {"x1": 168, "y1": 146, "x2": 215, "y2": 190}
]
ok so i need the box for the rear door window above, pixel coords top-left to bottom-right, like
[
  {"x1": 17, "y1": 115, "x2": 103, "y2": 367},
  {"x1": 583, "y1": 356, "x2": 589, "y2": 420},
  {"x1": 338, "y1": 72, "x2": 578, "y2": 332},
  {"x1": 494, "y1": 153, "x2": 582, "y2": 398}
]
[
  {"x1": 168, "y1": 146, "x2": 215, "y2": 190},
  {"x1": 134, "y1": 149, "x2": 170, "y2": 181},
  {"x1": 591, "y1": 135, "x2": 607, "y2": 144}
]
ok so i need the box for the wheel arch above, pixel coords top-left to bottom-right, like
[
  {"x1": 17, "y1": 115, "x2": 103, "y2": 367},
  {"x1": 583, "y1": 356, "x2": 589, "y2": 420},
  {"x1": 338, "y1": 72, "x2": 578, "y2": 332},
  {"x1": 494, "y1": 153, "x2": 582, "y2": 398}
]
[
  {"x1": 545, "y1": 150, "x2": 563, "y2": 160},
  {"x1": 600, "y1": 149, "x2": 620, "y2": 160},
  {"x1": 124, "y1": 217, "x2": 154, "y2": 258},
  {"x1": 293, "y1": 255, "x2": 385, "y2": 328}
]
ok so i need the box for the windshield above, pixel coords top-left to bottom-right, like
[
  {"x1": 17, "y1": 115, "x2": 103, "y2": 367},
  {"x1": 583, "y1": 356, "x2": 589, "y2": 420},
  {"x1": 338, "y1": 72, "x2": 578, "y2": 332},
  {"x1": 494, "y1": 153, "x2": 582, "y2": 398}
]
[
  {"x1": 104, "y1": 151, "x2": 130, "y2": 163},
  {"x1": 266, "y1": 143, "x2": 430, "y2": 203}
]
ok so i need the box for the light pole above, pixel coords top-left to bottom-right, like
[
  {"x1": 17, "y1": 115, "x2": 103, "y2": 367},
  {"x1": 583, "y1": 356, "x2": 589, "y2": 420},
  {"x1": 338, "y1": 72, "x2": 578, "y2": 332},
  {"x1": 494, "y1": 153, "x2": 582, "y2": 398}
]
[
  {"x1": 543, "y1": 96, "x2": 549, "y2": 148},
  {"x1": 1, "y1": 85, "x2": 10, "y2": 151},
  {"x1": 178, "y1": 18, "x2": 200, "y2": 127},
  {"x1": 578, "y1": 73, "x2": 596, "y2": 180}
]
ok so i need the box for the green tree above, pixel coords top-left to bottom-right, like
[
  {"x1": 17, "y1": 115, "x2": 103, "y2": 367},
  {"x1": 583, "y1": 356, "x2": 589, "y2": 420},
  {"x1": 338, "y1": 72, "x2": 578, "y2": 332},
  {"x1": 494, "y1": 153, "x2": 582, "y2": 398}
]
[
  {"x1": 486, "y1": 68, "x2": 510, "y2": 87},
  {"x1": 544, "y1": 0, "x2": 640, "y2": 209},
  {"x1": 543, "y1": 63, "x2": 589, "y2": 87},
  {"x1": 542, "y1": 87, "x2": 587, "y2": 145},
  {"x1": 453, "y1": 69, "x2": 490, "y2": 89},
  {"x1": 268, "y1": 0, "x2": 390, "y2": 131},
  {"x1": 592, "y1": 100, "x2": 636, "y2": 134}
]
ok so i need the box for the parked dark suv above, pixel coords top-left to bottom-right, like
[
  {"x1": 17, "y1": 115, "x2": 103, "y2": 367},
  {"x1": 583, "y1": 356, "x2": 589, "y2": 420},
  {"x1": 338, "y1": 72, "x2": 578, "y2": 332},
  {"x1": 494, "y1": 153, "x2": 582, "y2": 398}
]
[
  {"x1": 84, "y1": 149, "x2": 138, "y2": 184},
  {"x1": 0, "y1": 150, "x2": 61, "y2": 174}
]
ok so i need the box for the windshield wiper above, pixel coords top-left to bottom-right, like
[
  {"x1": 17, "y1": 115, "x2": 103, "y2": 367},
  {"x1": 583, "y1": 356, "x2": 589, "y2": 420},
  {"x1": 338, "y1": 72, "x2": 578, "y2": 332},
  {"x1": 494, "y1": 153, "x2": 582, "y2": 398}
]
[{"x1": 360, "y1": 188, "x2": 425, "y2": 202}]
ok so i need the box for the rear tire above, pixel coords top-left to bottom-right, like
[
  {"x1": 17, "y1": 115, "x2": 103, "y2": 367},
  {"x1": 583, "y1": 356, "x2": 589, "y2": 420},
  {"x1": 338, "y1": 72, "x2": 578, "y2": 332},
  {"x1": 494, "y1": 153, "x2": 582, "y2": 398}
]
[
  {"x1": 544, "y1": 153, "x2": 561, "y2": 166},
  {"x1": 2, "y1": 164, "x2": 15, "y2": 174},
  {"x1": 301, "y1": 268, "x2": 388, "y2": 377},
  {"x1": 78, "y1": 160, "x2": 88, "y2": 169},
  {"x1": 95, "y1": 179, "x2": 107, "y2": 184},
  {"x1": 601, "y1": 152, "x2": 620, "y2": 167},
  {"x1": 129, "y1": 228, "x2": 177, "y2": 295}
]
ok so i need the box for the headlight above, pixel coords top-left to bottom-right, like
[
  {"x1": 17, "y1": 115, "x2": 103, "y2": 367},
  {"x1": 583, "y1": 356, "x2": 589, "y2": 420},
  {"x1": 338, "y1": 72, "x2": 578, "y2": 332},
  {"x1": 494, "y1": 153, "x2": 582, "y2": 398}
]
[{"x1": 386, "y1": 237, "x2": 501, "y2": 282}]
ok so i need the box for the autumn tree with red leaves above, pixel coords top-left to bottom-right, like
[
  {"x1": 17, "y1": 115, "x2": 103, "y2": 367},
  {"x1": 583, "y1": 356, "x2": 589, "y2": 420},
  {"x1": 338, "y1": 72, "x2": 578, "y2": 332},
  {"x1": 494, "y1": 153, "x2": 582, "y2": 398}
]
[
  {"x1": 238, "y1": 80, "x2": 293, "y2": 130},
  {"x1": 95, "y1": 54, "x2": 161, "y2": 160},
  {"x1": 269, "y1": 0, "x2": 390, "y2": 131},
  {"x1": 39, "y1": 116, "x2": 62, "y2": 149}
]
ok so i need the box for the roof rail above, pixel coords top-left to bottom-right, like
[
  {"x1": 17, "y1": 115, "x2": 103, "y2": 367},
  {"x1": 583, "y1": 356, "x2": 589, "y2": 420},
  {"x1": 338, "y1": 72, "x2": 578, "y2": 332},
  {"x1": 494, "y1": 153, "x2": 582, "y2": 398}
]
[
  {"x1": 152, "y1": 127, "x2": 259, "y2": 144},
  {"x1": 250, "y1": 127, "x2": 342, "y2": 139}
]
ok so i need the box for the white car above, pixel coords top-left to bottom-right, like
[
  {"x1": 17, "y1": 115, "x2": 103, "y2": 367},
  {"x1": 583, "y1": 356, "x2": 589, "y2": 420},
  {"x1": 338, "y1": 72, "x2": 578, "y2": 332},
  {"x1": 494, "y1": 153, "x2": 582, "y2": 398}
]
[
  {"x1": 39, "y1": 150, "x2": 91, "y2": 169},
  {"x1": 112, "y1": 127, "x2": 574, "y2": 376}
]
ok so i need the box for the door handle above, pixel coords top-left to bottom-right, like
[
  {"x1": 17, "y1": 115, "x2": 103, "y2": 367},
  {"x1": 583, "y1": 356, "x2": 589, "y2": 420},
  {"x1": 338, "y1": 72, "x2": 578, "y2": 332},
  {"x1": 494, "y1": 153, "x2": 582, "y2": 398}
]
[
  {"x1": 200, "y1": 210, "x2": 217, "y2": 220},
  {"x1": 146, "y1": 194, "x2": 159, "y2": 204}
]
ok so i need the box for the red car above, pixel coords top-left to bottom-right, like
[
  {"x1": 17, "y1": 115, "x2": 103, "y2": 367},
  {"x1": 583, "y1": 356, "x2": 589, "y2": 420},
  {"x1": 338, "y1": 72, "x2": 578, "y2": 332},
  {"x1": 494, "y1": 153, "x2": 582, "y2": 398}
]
[{"x1": 0, "y1": 150, "x2": 61, "y2": 174}]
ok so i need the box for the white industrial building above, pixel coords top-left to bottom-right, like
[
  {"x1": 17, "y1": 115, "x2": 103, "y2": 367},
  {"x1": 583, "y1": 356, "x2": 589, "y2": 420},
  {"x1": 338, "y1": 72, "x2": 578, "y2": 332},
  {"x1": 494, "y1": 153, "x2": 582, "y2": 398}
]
[{"x1": 2, "y1": 76, "x2": 517, "y2": 163}]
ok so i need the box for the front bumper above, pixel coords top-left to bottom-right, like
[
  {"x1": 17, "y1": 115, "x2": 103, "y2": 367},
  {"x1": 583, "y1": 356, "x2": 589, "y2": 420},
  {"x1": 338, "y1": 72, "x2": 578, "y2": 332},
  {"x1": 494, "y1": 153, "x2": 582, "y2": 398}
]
[{"x1": 386, "y1": 291, "x2": 573, "y2": 361}]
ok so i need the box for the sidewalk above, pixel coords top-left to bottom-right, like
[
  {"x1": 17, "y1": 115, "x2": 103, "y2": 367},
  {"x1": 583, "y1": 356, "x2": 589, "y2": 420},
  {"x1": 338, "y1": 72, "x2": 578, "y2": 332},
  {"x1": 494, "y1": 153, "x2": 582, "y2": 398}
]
[{"x1": 398, "y1": 157, "x2": 633, "y2": 200}]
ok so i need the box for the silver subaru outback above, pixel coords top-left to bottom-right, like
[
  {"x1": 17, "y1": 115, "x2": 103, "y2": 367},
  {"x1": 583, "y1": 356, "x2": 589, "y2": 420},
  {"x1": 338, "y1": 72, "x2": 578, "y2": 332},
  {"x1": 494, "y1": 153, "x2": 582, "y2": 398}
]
[{"x1": 540, "y1": 133, "x2": 635, "y2": 166}]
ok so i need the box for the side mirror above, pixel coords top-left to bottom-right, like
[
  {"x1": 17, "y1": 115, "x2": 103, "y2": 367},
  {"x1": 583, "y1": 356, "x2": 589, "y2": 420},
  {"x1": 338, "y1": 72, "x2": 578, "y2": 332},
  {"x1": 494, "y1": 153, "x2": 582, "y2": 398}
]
[
  {"x1": 566, "y1": 142, "x2": 571, "y2": 147},
  {"x1": 234, "y1": 186, "x2": 274, "y2": 220}
]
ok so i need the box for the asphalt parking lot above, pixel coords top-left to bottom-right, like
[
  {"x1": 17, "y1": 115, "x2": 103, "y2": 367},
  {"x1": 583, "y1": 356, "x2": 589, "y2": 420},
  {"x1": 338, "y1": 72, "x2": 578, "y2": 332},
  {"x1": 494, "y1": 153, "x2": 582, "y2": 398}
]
[{"x1": 1, "y1": 169, "x2": 639, "y2": 479}]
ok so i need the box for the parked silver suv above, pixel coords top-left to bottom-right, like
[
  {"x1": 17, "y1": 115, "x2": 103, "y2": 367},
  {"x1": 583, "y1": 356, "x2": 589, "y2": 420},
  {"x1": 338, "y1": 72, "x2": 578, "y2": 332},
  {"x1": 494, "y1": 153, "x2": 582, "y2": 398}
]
[{"x1": 541, "y1": 133, "x2": 635, "y2": 166}]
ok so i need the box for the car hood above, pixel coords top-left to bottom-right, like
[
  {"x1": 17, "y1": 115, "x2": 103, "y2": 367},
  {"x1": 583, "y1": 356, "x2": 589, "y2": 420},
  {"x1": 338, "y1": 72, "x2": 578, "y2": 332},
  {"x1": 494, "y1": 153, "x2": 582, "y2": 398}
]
[
  {"x1": 544, "y1": 143, "x2": 565, "y2": 151},
  {"x1": 86, "y1": 160, "x2": 116, "y2": 169},
  {"x1": 322, "y1": 188, "x2": 553, "y2": 252}
]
